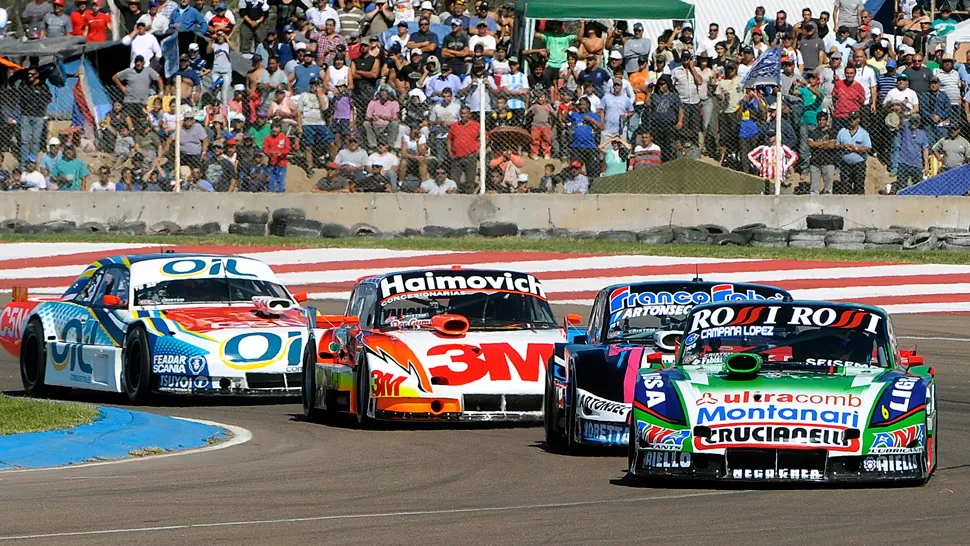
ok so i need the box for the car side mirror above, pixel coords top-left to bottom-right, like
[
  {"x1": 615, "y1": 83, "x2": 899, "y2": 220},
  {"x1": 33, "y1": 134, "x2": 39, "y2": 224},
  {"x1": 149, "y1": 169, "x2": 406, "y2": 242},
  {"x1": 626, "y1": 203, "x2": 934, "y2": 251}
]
[
  {"x1": 904, "y1": 354, "x2": 924, "y2": 366},
  {"x1": 292, "y1": 292, "x2": 308, "y2": 303},
  {"x1": 101, "y1": 295, "x2": 122, "y2": 307},
  {"x1": 343, "y1": 315, "x2": 360, "y2": 327},
  {"x1": 565, "y1": 313, "x2": 582, "y2": 325},
  {"x1": 646, "y1": 352, "x2": 664, "y2": 364}
]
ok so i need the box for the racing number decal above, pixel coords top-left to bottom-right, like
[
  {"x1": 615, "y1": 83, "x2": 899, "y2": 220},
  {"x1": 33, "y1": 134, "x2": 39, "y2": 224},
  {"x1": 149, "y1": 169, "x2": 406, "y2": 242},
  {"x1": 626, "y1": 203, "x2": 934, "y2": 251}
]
[
  {"x1": 220, "y1": 331, "x2": 303, "y2": 370},
  {"x1": 426, "y1": 343, "x2": 554, "y2": 386}
]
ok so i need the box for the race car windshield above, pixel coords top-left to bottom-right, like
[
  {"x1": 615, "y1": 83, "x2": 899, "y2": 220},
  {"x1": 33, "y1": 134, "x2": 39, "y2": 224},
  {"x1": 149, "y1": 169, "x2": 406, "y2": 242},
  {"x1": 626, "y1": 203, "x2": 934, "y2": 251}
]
[
  {"x1": 379, "y1": 291, "x2": 557, "y2": 330},
  {"x1": 679, "y1": 304, "x2": 891, "y2": 370},
  {"x1": 134, "y1": 278, "x2": 291, "y2": 306}
]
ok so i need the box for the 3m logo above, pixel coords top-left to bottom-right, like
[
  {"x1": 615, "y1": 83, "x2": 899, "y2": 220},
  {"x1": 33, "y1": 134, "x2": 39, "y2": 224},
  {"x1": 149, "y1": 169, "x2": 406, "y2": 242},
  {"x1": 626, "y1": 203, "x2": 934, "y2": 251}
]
[
  {"x1": 371, "y1": 370, "x2": 406, "y2": 397},
  {"x1": 426, "y1": 342, "x2": 554, "y2": 386}
]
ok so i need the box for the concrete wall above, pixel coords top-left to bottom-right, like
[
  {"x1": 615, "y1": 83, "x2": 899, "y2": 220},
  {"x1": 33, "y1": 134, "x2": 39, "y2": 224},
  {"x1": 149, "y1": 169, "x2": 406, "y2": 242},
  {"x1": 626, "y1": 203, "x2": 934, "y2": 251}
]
[{"x1": 1, "y1": 193, "x2": 968, "y2": 232}]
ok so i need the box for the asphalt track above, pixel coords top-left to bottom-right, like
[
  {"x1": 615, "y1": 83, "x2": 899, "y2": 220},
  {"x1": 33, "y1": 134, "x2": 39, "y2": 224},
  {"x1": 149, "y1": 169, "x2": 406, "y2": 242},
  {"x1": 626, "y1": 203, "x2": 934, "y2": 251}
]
[{"x1": 1, "y1": 302, "x2": 970, "y2": 545}]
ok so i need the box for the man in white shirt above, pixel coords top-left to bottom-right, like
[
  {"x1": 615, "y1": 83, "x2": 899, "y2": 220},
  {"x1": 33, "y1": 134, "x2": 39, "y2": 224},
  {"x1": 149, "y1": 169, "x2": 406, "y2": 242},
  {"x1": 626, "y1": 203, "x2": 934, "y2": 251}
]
[
  {"x1": 563, "y1": 160, "x2": 590, "y2": 194},
  {"x1": 0, "y1": 7, "x2": 9, "y2": 39},
  {"x1": 851, "y1": 50, "x2": 878, "y2": 113},
  {"x1": 21, "y1": 157, "x2": 47, "y2": 191},
  {"x1": 419, "y1": 166, "x2": 458, "y2": 194},
  {"x1": 89, "y1": 165, "x2": 117, "y2": 191},
  {"x1": 696, "y1": 23, "x2": 720, "y2": 59},
  {"x1": 499, "y1": 57, "x2": 529, "y2": 111},
  {"x1": 468, "y1": 21, "x2": 496, "y2": 58},
  {"x1": 121, "y1": 21, "x2": 162, "y2": 68},
  {"x1": 138, "y1": 1, "x2": 171, "y2": 35},
  {"x1": 367, "y1": 141, "x2": 401, "y2": 188},
  {"x1": 306, "y1": 0, "x2": 341, "y2": 33},
  {"x1": 883, "y1": 73, "x2": 920, "y2": 113}
]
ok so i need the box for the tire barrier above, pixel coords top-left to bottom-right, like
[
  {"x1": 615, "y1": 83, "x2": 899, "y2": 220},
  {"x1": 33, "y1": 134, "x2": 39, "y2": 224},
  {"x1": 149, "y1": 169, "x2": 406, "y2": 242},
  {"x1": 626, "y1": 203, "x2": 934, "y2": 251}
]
[
  {"x1": 865, "y1": 230, "x2": 906, "y2": 245},
  {"x1": 596, "y1": 230, "x2": 638, "y2": 243},
  {"x1": 636, "y1": 227, "x2": 674, "y2": 244},
  {"x1": 672, "y1": 226, "x2": 712, "y2": 244},
  {"x1": 903, "y1": 232, "x2": 940, "y2": 251},
  {"x1": 479, "y1": 221, "x2": 518, "y2": 238},
  {"x1": 806, "y1": 214, "x2": 844, "y2": 231}
]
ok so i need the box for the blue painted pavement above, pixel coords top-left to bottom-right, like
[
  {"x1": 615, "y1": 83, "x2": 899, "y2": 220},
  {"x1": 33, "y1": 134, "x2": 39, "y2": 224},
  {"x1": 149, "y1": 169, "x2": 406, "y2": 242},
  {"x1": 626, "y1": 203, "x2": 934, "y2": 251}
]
[{"x1": 0, "y1": 407, "x2": 227, "y2": 470}]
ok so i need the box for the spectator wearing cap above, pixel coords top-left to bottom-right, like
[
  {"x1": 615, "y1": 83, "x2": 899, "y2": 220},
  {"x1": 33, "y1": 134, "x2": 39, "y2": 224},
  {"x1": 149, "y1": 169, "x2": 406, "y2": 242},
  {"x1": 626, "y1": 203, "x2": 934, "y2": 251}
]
[
  {"x1": 737, "y1": 47, "x2": 756, "y2": 79},
  {"x1": 736, "y1": 85, "x2": 765, "y2": 174},
  {"x1": 289, "y1": 48, "x2": 321, "y2": 95},
  {"x1": 23, "y1": 0, "x2": 53, "y2": 38},
  {"x1": 68, "y1": 0, "x2": 90, "y2": 37},
  {"x1": 934, "y1": 57, "x2": 962, "y2": 120},
  {"x1": 563, "y1": 160, "x2": 589, "y2": 194},
  {"x1": 42, "y1": 0, "x2": 72, "y2": 39},
  {"x1": 137, "y1": 1, "x2": 170, "y2": 36},
  {"x1": 169, "y1": 0, "x2": 205, "y2": 34},
  {"x1": 468, "y1": 1, "x2": 498, "y2": 37},
  {"x1": 919, "y1": 76, "x2": 950, "y2": 145},
  {"x1": 419, "y1": 1, "x2": 440, "y2": 24},
  {"x1": 186, "y1": 42, "x2": 210, "y2": 81},
  {"x1": 933, "y1": 123, "x2": 970, "y2": 172},
  {"x1": 668, "y1": 22, "x2": 694, "y2": 57},
  {"x1": 122, "y1": 19, "x2": 162, "y2": 68},
  {"x1": 208, "y1": 34, "x2": 233, "y2": 104},
  {"x1": 172, "y1": 53, "x2": 202, "y2": 105},
  {"x1": 237, "y1": 0, "x2": 270, "y2": 53},
  {"x1": 39, "y1": 137, "x2": 62, "y2": 182},
  {"x1": 177, "y1": 111, "x2": 209, "y2": 169},
  {"x1": 826, "y1": 26, "x2": 857, "y2": 61},
  {"x1": 261, "y1": 121, "x2": 291, "y2": 192},
  {"x1": 86, "y1": 1, "x2": 111, "y2": 42},
  {"x1": 339, "y1": 0, "x2": 364, "y2": 40},
  {"x1": 18, "y1": 66, "x2": 52, "y2": 165},
  {"x1": 620, "y1": 23, "x2": 652, "y2": 76},
  {"x1": 743, "y1": 5, "x2": 767, "y2": 42},
  {"x1": 409, "y1": 17, "x2": 440, "y2": 56},
  {"x1": 469, "y1": 20, "x2": 497, "y2": 58},
  {"x1": 21, "y1": 156, "x2": 47, "y2": 191},
  {"x1": 627, "y1": 56, "x2": 650, "y2": 136},
  {"x1": 256, "y1": 27, "x2": 281, "y2": 66},
  {"x1": 798, "y1": 21, "x2": 826, "y2": 74},
  {"x1": 205, "y1": 2, "x2": 235, "y2": 35},
  {"x1": 894, "y1": 115, "x2": 929, "y2": 192},
  {"x1": 832, "y1": 65, "x2": 866, "y2": 132},
  {"x1": 356, "y1": 158, "x2": 393, "y2": 193},
  {"x1": 746, "y1": 27, "x2": 767, "y2": 58},
  {"x1": 577, "y1": 54, "x2": 611, "y2": 99},
  {"x1": 883, "y1": 73, "x2": 919, "y2": 177},
  {"x1": 315, "y1": 19, "x2": 347, "y2": 65},
  {"x1": 352, "y1": 37, "x2": 384, "y2": 117},
  {"x1": 836, "y1": 111, "x2": 870, "y2": 193},
  {"x1": 498, "y1": 56, "x2": 529, "y2": 112},
  {"x1": 820, "y1": 51, "x2": 844, "y2": 113},
  {"x1": 389, "y1": 22, "x2": 411, "y2": 62},
  {"x1": 441, "y1": 19, "x2": 471, "y2": 77},
  {"x1": 598, "y1": 80, "x2": 633, "y2": 144},
  {"x1": 296, "y1": 77, "x2": 332, "y2": 174},
  {"x1": 274, "y1": 0, "x2": 303, "y2": 36},
  {"x1": 362, "y1": 0, "x2": 395, "y2": 37},
  {"x1": 238, "y1": 144, "x2": 271, "y2": 192},
  {"x1": 249, "y1": 111, "x2": 272, "y2": 147},
  {"x1": 320, "y1": 135, "x2": 367, "y2": 192},
  {"x1": 50, "y1": 143, "x2": 89, "y2": 191},
  {"x1": 268, "y1": 88, "x2": 299, "y2": 132},
  {"x1": 203, "y1": 140, "x2": 237, "y2": 191},
  {"x1": 459, "y1": 60, "x2": 497, "y2": 114},
  {"x1": 113, "y1": 56, "x2": 164, "y2": 122}
]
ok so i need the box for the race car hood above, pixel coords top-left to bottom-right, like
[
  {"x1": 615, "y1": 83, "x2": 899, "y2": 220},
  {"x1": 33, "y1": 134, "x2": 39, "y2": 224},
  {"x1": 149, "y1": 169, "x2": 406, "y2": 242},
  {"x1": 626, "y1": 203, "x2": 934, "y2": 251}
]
[
  {"x1": 635, "y1": 365, "x2": 924, "y2": 456},
  {"x1": 152, "y1": 306, "x2": 307, "y2": 331},
  {"x1": 364, "y1": 328, "x2": 566, "y2": 395}
]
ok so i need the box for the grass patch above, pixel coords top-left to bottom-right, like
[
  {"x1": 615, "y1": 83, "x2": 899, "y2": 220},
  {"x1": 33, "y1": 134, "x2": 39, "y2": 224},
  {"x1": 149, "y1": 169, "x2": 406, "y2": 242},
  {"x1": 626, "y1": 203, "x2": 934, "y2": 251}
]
[
  {"x1": 3, "y1": 232, "x2": 970, "y2": 264},
  {"x1": 128, "y1": 446, "x2": 167, "y2": 457},
  {"x1": 0, "y1": 395, "x2": 100, "y2": 435},
  {"x1": 206, "y1": 434, "x2": 225, "y2": 445}
]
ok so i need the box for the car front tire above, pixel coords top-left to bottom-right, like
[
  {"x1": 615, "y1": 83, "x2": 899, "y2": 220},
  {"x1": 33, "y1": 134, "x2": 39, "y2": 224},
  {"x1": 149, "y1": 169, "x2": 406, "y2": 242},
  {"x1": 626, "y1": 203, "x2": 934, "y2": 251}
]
[
  {"x1": 20, "y1": 319, "x2": 51, "y2": 397},
  {"x1": 355, "y1": 353, "x2": 373, "y2": 427},
  {"x1": 122, "y1": 326, "x2": 152, "y2": 404},
  {"x1": 543, "y1": 358, "x2": 565, "y2": 450},
  {"x1": 302, "y1": 343, "x2": 326, "y2": 423}
]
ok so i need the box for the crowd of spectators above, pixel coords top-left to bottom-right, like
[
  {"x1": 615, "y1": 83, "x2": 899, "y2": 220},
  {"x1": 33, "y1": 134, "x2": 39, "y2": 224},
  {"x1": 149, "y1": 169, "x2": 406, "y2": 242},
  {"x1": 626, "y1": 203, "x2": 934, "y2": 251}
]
[{"x1": 3, "y1": 1, "x2": 970, "y2": 194}]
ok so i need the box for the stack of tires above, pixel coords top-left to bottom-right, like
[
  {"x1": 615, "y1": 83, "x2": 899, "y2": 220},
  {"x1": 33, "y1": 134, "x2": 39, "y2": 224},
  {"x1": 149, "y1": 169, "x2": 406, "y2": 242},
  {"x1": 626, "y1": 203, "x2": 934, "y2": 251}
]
[{"x1": 229, "y1": 210, "x2": 270, "y2": 236}]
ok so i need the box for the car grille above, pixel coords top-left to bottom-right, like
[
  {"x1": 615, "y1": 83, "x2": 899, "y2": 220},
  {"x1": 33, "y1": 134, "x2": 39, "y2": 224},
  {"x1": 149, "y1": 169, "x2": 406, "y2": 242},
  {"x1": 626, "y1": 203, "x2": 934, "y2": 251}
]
[
  {"x1": 246, "y1": 373, "x2": 301, "y2": 390},
  {"x1": 726, "y1": 448, "x2": 827, "y2": 474},
  {"x1": 463, "y1": 394, "x2": 543, "y2": 412}
]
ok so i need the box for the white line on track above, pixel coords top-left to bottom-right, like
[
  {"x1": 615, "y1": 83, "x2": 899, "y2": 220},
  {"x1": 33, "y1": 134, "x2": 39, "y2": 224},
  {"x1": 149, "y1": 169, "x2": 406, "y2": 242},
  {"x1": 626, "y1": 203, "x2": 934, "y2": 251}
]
[
  {"x1": 897, "y1": 335, "x2": 970, "y2": 342},
  {"x1": 0, "y1": 418, "x2": 251, "y2": 475},
  {"x1": 0, "y1": 490, "x2": 751, "y2": 541}
]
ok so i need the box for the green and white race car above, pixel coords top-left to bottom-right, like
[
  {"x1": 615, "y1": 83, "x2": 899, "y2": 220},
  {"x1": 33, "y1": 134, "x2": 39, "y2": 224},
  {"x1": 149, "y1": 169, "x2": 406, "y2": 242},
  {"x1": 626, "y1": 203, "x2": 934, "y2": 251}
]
[{"x1": 628, "y1": 300, "x2": 937, "y2": 484}]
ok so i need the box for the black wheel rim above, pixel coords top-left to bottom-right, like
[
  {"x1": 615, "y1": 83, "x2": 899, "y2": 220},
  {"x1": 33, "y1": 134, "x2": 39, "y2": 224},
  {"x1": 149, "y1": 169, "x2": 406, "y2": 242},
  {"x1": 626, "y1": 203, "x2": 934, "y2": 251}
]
[{"x1": 127, "y1": 338, "x2": 142, "y2": 392}]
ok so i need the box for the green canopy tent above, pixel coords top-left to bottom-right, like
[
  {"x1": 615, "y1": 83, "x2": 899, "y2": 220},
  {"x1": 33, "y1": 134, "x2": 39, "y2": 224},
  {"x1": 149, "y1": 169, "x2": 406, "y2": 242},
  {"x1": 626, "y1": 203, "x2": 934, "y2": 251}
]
[{"x1": 523, "y1": 0, "x2": 694, "y2": 21}]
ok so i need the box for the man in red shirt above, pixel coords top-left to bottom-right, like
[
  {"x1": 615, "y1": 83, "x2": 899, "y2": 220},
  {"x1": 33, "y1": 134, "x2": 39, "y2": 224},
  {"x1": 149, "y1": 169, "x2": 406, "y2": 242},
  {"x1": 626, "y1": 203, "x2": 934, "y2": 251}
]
[
  {"x1": 447, "y1": 106, "x2": 481, "y2": 193},
  {"x1": 85, "y1": 1, "x2": 111, "y2": 42},
  {"x1": 69, "y1": 0, "x2": 91, "y2": 37},
  {"x1": 262, "y1": 121, "x2": 292, "y2": 192},
  {"x1": 832, "y1": 65, "x2": 866, "y2": 133},
  {"x1": 208, "y1": 3, "x2": 233, "y2": 36}
]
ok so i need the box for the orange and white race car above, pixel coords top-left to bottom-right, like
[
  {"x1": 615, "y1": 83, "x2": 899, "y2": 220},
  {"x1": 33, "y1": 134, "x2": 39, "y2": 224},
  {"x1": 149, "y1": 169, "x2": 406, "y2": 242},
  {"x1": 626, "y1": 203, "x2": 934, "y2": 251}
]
[{"x1": 302, "y1": 268, "x2": 578, "y2": 424}]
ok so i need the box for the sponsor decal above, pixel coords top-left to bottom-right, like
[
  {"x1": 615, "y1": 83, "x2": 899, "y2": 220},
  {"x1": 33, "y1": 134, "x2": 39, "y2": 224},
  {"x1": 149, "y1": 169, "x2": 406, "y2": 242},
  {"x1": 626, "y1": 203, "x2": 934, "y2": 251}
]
[
  {"x1": 696, "y1": 424, "x2": 858, "y2": 451},
  {"x1": 696, "y1": 392, "x2": 717, "y2": 405},
  {"x1": 188, "y1": 355, "x2": 206, "y2": 375},
  {"x1": 386, "y1": 316, "x2": 433, "y2": 328},
  {"x1": 204, "y1": 319, "x2": 306, "y2": 329},
  {"x1": 371, "y1": 370, "x2": 406, "y2": 397},
  {"x1": 50, "y1": 320, "x2": 97, "y2": 375},
  {"x1": 158, "y1": 257, "x2": 258, "y2": 279},
  {"x1": 609, "y1": 284, "x2": 785, "y2": 315},
  {"x1": 642, "y1": 450, "x2": 692, "y2": 469},
  {"x1": 871, "y1": 424, "x2": 925, "y2": 454},
  {"x1": 636, "y1": 421, "x2": 690, "y2": 450},
  {"x1": 804, "y1": 358, "x2": 866, "y2": 368},
  {"x1": 579, "y1": 392, "x2": 628, "y2": 417},
  {"x1": 699, "y1": 325, "x2": 774, "y2": 340},
  {"x1": 688, "y1": 305, "x2": 882, "y2": 335},
  {"x1": 709, "y1": 390, "x2": 863, "y2": 407},
  {"x1": 731, "y1": 468, "x2": 822, "y2": 480},
  {"x1": 683, "y1": 332, "x2": 699, "y2": 347},
  {"x1": 888, "y1": 376, "x2": 919, "y2": 413},
  {"x1": 426, "y1": 342, "x2": 553, "y2": 386},
  {"x1": 581, "y1": 420, "x2": 628, "y2": 444},
  {"x1": 641, "y1": 375, "x2": 666, "y2": 408},
  {"x1": 153, "y1": 354, "x2": 188, "y2": 374},
  {"x1": 220, "y1": 331, "x2": 303, "y2": 370},
  {"x1": 159, "y1": 375, "x2": 209, "y2": 390},
  {"x1": 0, "y1": 306, "x2": 28, "y2": 339},
  {"x1": 697, "y1": 404, "x2": 860, "y2": 428},
  {"x1": 862, "y1": 454, "x2": 920, "y2": 473},
  {"x1": 379, "y1": 271, "x2": 545, "y2": 301}
]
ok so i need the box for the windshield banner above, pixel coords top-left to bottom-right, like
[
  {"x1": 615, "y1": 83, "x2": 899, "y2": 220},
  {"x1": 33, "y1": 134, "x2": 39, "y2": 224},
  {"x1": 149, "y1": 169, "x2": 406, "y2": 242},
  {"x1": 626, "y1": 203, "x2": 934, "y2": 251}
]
[
  {"x1": 379, "y1": 271, "x2": 546, "y2": 303},
  {"x1": 687, "y1": 304, "x2": 884, "y2": 336}
]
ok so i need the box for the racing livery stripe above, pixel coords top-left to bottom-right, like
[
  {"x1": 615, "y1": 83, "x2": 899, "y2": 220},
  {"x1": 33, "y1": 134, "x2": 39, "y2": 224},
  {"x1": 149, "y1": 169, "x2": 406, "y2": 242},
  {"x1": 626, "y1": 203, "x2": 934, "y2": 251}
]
[{"x1": 5, "y1": 244, "x2": 970, "y2": 314}]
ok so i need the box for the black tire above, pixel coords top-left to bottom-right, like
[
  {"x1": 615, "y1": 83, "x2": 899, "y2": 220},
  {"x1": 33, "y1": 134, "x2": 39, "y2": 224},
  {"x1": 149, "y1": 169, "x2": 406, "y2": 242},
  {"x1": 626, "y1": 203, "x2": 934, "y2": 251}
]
[
  {"x1": 422, "y1": 225, "x2": 456, "y2": 237},
  {"x1": 479, "y1": 221, "x2": 519, "y2": 237},
  {"x1": 866, "y1": 230, "x2": 906, "y2": 245},
  {"x1": 751, "y1": 228, "x2": 790, "y2": 243},
  {"x1": 355, "y1": 353, "x2": 373, "y2": 427},
  {"x1": 302, "y1": 342, "x2": 326, "y2": 423},
  {"x1": 596, "y1": 230, "x2": 637, "y2": 242},
  {"x1": 636, "y1": 227, "x2": 674, "y2": 244},
  {"x1": 788, "y1": 229, "x2": 827, "y2": 242},
  {"x1": 228, "y1": 223, "x2": 267, "y2": 236},
  {"x1": 543, "y1": 358, "x2": 565, "y2": 449},
  {"x1": 122, "y1": 326, "x2": 152, "y2": 404},
  {"x1": 713, "y1": 233, "x2": 749, "y2": 246},
  {"x1": 565, "y1": 375, "x2": 580, "y2": 454},
  {"x1": 20, "y1": 319, "x2": 50, "y2": 397},
  {"x1": 696, "y1": 224, "x2": 728, "y2": 235},
  {"x1": 806, "y1": 214, "x2": 844, "y2": 231},
  {"x1": 234, "y1": 210, "x2": 270, "y2": 224},
  {"x1": 271, "y1": 207, "x2": 306, "y2": 223},
  {"x1": 672, "y1": 227, "x2": 711, "y2": 245},
  {"x1": 825, "y1": 230, "x2": 865, "y2": 245},
  {"x1": 903, "y1": 232, "x2": 939, "y2": 251},
  {"x1": 627, "y1": 418, "x2": 637, "y2": 473}
]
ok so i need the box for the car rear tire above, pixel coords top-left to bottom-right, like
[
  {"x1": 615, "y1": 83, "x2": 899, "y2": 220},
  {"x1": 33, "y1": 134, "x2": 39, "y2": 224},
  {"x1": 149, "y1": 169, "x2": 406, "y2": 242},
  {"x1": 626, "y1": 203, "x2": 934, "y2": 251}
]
[
  {"x1": 565, "y1": 372, "x2": 581, "y2": 454},
  {"x1": 122, "y1": 326, "x2": 152, "y2": 404},
  {"x1": 302, "y1": 343, "x2": 326, "y2": 423},
  {"x1": 543, "y1": 358, "x2": 565, "y2": 450},
  {"x1": 355, "y1": 353, "x2": 373, "y2": 427},
  {"x1": 20, "y1": 319, "x2": 51, "y2": 397}
]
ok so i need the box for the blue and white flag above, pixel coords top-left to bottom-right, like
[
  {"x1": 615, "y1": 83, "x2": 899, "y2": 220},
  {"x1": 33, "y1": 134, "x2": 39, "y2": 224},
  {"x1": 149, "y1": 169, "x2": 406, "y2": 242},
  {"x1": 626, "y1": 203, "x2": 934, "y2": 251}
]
[
  {"x1": 161, "y1": 33, "x2": 179, "y2": 79},
  {"x1": 741, "y1": 46, "x2": 782, "y2": 89}
]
